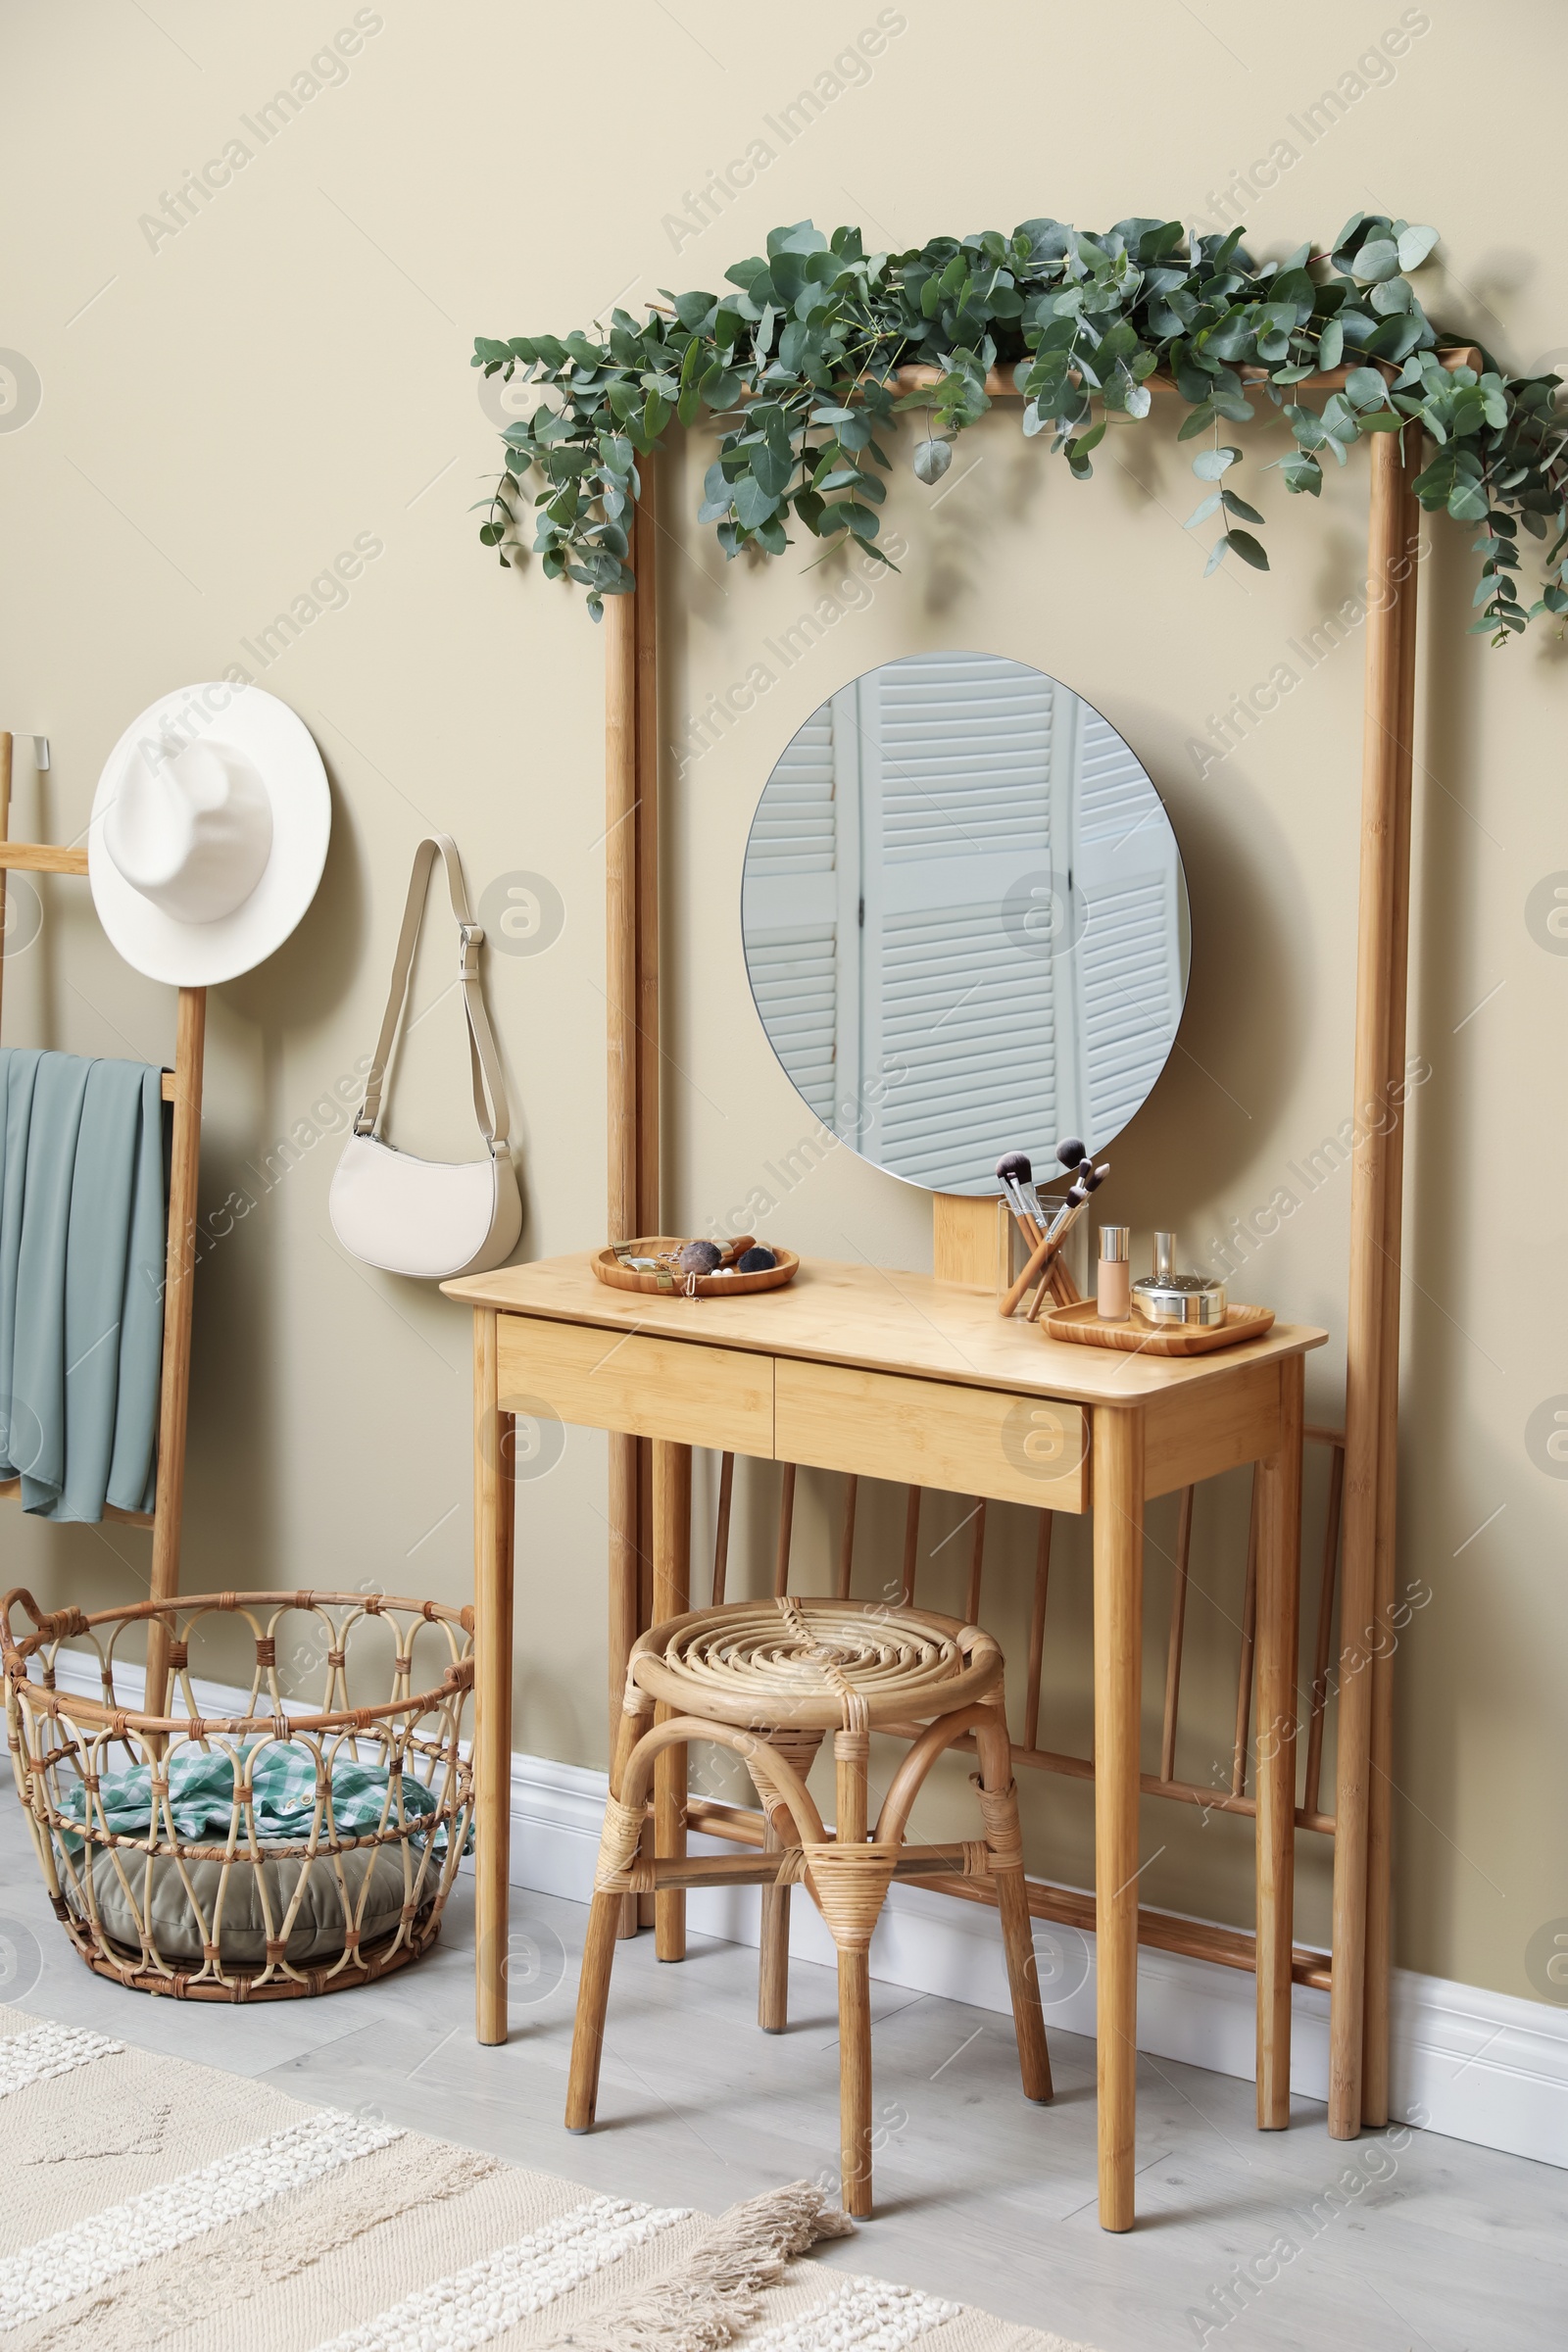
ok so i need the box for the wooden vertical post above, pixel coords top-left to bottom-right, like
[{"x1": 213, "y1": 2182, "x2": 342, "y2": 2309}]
[
  {"x1": 900, "y1": 1485, "x2": 920, "y2": 1606},
  {"x1": 1160, "y1": 1487, "x2": 1195, "y2": 1785},
  {"x1": 1362, "y1": 453, "x2": 1422, "y2": 2127},
  {"x1": 143, "y1": 983, "x2": 206, "y2": 1719},
  {"x1": 1023, "y1": 1509, "x2": 1053, "y2": 1752},
  {"x1": 1330, "y1": 428, "x2": 1420, "y2": 2140},
  {"x1": 606, "y1": 474, "x2": 660, "y2": 1933},
  {"x1": 1303, "y1": 1444, "x2": 1345, "y2": 1817},
  {"x1": 474, "y1": 1306, "x2": 514, "y2": 2044},
  {"x1": 835, "y1": 1473, "x2": 858, "y2": 1599},
  {"x1": 772, "y1": 1459, "x2": 796, "y2": 1595},
  {"x1": 1230, "y1": 1475, "x2": 1260, "y2": 1797},
  {"x1": 1093, "y1": 1404, "x2": 1144, "y2": 2231},
  {"x1": 1255, "y1": 1353, "x2": 1303, "y2": 2129},
  {"x1": 711, "y1": 1450, "x2": 735, "y2": 1603},
  {"x1": 964, "y1": 1496, "x2": 987, "y2": 1625},
  {"x1": 606, "y1": 537, "x2": 640, "y2": 1780},
  {"x1": 634, "y1": 472, "x2": 662, "y2": 1234},
  {"x1": 652, "y1": 1439, "x2": 691, "y2": 1962}
]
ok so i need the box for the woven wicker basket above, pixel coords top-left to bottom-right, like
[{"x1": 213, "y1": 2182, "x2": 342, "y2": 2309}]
[{"x1": 2, "y1": 1587, "x2": 473, "y2": 2001}]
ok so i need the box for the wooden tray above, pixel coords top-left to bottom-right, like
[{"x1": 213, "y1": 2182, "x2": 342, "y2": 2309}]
[
  {"x1": 593, "y1": 1237, "x2": 800, "y2": 1299},
  {"x1": 1041, "y1": 1298, "x2": 1275, "y2": 1355}
]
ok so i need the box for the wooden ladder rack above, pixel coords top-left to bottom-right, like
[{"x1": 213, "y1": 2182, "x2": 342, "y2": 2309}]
[{"x1": 0, "y1": 730, "x2": 204, "y2": 1712}]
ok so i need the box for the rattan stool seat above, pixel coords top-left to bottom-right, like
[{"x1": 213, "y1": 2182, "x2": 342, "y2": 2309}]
[
  {"x1": 627, "y1": 1595, "x2": 1001, "y2": 1731},
  {"x1": 567, "y1": 1593, "x2": 1052, "y2": 2216}
]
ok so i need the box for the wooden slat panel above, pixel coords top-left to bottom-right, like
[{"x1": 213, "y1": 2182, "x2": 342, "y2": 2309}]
[
  {"x1": 1142, "y1": 1356, "x2": 1282, "y2": 1498},
  {"x1": 498, "y1": 1314, "x2": 772, "y2": 1456},
  {"x1": 774, "y1": 1357, "x2": 1087, "y2": 1513},
  {"x1": 0, "y1": 842, "x2": 88, "y2": 873}
]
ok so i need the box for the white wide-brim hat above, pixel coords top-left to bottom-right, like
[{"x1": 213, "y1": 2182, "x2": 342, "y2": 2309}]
[{"x1": 90, "y1": 682, "x2": 330, "y2": 986}]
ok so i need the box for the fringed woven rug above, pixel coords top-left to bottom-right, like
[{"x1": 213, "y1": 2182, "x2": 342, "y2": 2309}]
[{"x1": 0, "y1": 2002, "x2": 1091, "y2": 2351}]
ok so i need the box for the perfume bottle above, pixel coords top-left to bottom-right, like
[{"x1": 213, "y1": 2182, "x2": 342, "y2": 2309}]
[
  {"x1": 1131, "y1": 1232, "x2": 1228, "y2": 1327},
  {"x1": 1097, "y1": 1225, "x2": 1131, "y2": 1320}
]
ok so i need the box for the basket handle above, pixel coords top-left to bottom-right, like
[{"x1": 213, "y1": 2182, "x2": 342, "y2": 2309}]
[{"x1": 2, "y1": 1588, "x2": 90, "y2": 1646}]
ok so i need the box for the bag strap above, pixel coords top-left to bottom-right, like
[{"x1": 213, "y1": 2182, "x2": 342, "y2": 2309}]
[{"x1": 355, "y1": 836, "x2": 511, "y2": 1151}]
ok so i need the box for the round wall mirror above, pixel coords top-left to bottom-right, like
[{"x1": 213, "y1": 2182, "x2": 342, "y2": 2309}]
[{"x1": 741, "y1": 651, "x2": 1191, "y2": 1197}]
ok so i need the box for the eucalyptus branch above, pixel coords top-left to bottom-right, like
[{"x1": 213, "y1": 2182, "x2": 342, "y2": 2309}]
[{"x1": 472, "y1": 214, "x2": 1566, "y2": 641}]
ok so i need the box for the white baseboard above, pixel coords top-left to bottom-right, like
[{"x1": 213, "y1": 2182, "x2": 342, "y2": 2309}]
[{"x1": 33, "y1": 1650, "x2": 1567, "y2": 2173}]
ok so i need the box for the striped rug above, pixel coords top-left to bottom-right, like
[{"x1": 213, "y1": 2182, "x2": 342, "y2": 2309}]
[{"x1": 0, "y1": 2002, "x2": 1090, "y2": 2351}]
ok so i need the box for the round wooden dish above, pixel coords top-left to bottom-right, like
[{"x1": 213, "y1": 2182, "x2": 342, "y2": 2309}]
[
  {"x1": 1041, "y1": 1298, "x2": 1275, "y2": 1355},
  {"x1": 593, "y1": 1238, "x2": 801, "y2": 1298}
]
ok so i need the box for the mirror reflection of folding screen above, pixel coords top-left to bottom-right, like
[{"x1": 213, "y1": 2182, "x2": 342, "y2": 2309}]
[{"x1": 742, "y1": 652, "x2": 1190, "y2": 1196}]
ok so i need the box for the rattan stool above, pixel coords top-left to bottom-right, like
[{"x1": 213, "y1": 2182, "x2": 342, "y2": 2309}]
[{"x1": 565, "y1": 1596, "x2": 1051, "y2": 2214}]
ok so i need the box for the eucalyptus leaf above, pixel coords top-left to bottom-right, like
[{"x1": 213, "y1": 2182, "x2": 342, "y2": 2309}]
[
  {"x1": 1345, "y1": 367, "x2": 1388, "y2": 411},
  {"x1": 1353, "y1": 238, "x2": 1400, "y2": 283},
  {"x1": 732, "y1": 473, "x2": 779, "y2": 529},
  {"x1": 913, "y1": 437, "x2": 954, "y2": 484},
  {"x1": 1225, "y1": 528, "x2": 1269, "y2": 570}
]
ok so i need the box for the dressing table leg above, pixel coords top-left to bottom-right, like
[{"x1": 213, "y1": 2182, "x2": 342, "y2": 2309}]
[
  {"x1": 1093, "y1": 1404, "x2": 1144, "y2": 2231},
  {"x1": 474, "y1": 1308, "x2": 514, "y2": 2045},
  {"x1": 609, "y1": 1434, "x2": 642, "y2": 1940},
  {"x1": 1255, "y1": 1355, "x2": 1303, "y2": 2128},
  {"x1": 653, "y1": 1440, "x2": 692, "y2": 1961}
]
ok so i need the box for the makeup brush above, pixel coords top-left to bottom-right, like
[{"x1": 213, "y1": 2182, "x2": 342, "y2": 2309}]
[
  {"x1": 995, "y1": 1151, "x2": 1045, "y2": 1245},
  {"x1": 1026, "y1": 1163, "x2": 1109, "y2": 1320}
]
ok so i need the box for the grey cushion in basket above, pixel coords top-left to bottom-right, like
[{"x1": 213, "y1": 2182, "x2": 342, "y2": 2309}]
[{"x1": 75, "y1": 1842, "x2": 426, "y2": 1967}]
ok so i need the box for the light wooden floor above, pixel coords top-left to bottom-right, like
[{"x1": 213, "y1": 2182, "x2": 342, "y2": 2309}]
[{"x1": 0, "y1": 1807, "x2": 1560, "y2": 2350}]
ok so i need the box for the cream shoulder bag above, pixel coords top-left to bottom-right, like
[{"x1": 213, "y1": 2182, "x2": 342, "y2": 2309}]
[{"x1": 330, "y1": 836, "x2": 521, "y2": 1280}]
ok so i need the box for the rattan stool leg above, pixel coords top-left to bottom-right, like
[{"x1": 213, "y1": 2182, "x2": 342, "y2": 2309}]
[
  {"x1": 834, "y1": 1724, "x2": 876, "y2": 2216},
  {"x1": 565, "y1": 1890, "x2": 622, "y2": 2131},
  {"x1": 759, "y1": 1815, "x2": 791, "y2": 2033},
  {"x1": 751, "y1": 1726, "x2": 820, "y2": 2035},
  {"x1": 975, "y1": 1700, "x2": 1053, "y2": 2102},
  {"x1": 838, "y1": 1946, "x2": 874, "y2": 2216}
]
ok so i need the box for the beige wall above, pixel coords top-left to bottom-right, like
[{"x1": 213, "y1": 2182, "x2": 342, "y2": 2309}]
[{"x1": 2, "y1": 0, "x2": 1564, "y2": 2003}]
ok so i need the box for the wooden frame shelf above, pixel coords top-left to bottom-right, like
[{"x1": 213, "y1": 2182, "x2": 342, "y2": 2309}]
[
  {"x1": 0, "y1": 733, "x2": 204, "y2": 1696},
  {"x1": 462, "y1": 376, "x2": 1426, "y2": 2223}
]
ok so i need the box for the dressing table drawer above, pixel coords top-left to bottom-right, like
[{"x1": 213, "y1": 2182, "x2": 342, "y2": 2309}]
[
  {"x1": 497, "y1": 1315, "x2": 773, "y2": 1456},
  {"x1": 774, "y1": 1359, "x2": 1088, "y2": 1513}
]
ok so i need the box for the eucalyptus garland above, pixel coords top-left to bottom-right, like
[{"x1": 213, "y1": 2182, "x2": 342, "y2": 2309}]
[{"x1": 472, "y1": 214, "x2": 1567, "y2": 644}]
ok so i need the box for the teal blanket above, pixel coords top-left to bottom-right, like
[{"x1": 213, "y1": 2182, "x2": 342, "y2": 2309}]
[
  {"x1": 0, "y1": 1047, "x2": 166, "y2": 1520},
  {"x1": 57, "y1": 1740, "x2": 468, "y2": 1852}
]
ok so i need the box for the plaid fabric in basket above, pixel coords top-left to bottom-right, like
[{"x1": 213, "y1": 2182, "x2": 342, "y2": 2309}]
[{"x1": 56, "y1": 1740, "x2": 469, "y2": 1851}]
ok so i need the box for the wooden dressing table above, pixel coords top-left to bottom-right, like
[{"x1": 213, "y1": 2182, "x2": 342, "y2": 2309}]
[{"x1": 449, "y1": 1247, "x2": 1326, "y2": 2231}]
